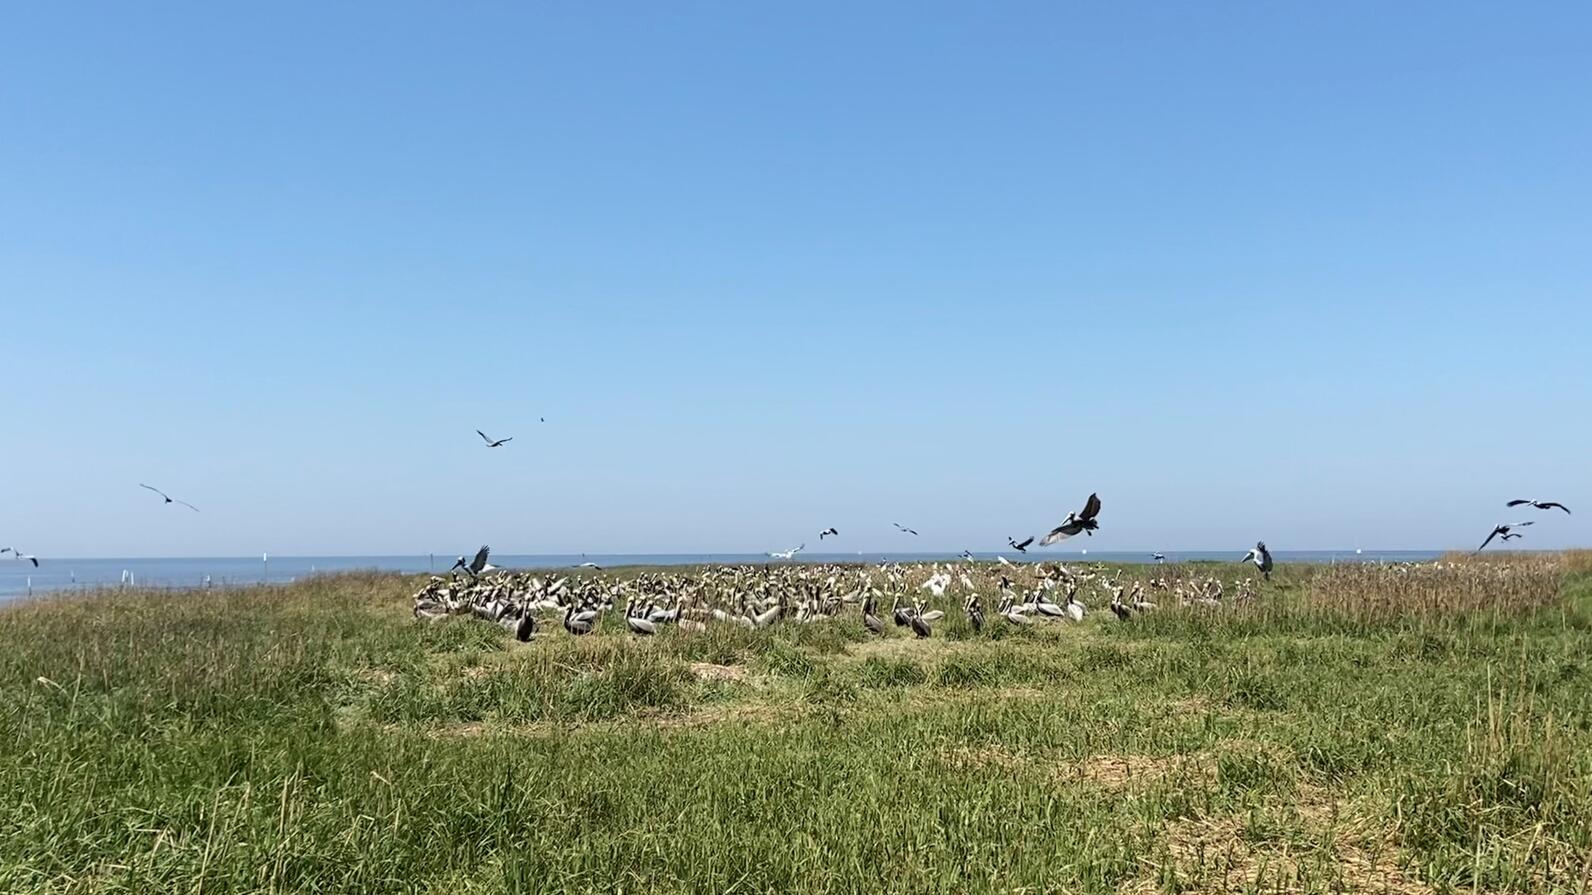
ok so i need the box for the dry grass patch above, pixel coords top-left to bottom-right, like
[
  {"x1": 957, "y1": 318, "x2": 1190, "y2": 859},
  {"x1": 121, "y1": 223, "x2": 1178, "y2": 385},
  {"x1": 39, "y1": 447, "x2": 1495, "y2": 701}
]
[
  {"x1": 1127, "y1": 784, "x2": 1433, "y2": 895},
  {"x1": 688, "y1": 661, "x2": 748, "y2": 682}
]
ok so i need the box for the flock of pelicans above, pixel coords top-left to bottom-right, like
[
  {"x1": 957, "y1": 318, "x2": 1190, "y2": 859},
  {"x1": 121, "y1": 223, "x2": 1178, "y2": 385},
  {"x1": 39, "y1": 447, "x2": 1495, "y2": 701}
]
[
  {"x1": 413, "y1": 546, "x2": 1264, "y2": 643},
  {"x1": 404, "y1": 490, "x2": 1574, "y2": 644}
]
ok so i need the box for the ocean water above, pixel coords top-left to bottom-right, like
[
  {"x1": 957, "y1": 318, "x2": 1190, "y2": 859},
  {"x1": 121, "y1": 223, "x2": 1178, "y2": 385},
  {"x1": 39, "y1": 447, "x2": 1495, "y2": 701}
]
[{"x1": 0, "y1": 550, "x2": 1448, "y2": 602}]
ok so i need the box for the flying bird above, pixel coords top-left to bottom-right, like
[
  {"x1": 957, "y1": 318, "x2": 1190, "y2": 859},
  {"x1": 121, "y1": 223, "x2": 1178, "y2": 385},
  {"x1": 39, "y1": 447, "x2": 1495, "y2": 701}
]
[
  {"x1": 1239, "y1": 541, "x2": 1274, "y2": 579},
  {"x1": 768, "y1": 544, "x2": 805, "y2": 560},
  {"x1": 4, "y1": 548, "x2": 39, "y2": 567},
  {"x1": 892, "y1": 523, "x2": 919, "y2": 536},
  {"x1": 1008, "y1": 536, "x2": 1034, "y2": 553},
  {"x1": 1151, "y1": 552, "x2": 1166, "y2": 563},
  {"x1": 573, "y1": 561, "x2": 603, "y2": 570},
  {"x1": 1476, "y1": 524, "x2": 1530, "y2": 553},
  {"x1": 819, "y1": 527, "x2": 839, "y2": 539},
  {"x1": 1507, "y1": 499, "x2": 1571, "y2": 515},
  {"x1": 1039, "y1": 493, "x2": 1101, "y2": 545},
  {"x1": 476, "y1": 430, "x2": 513, "y2": 448},
  {"x1": 139, "y1": 484, "x2": 199, "y2": 512},
  {"x1": 451, "y1": 545, "x2": 494, "y2": 576}
]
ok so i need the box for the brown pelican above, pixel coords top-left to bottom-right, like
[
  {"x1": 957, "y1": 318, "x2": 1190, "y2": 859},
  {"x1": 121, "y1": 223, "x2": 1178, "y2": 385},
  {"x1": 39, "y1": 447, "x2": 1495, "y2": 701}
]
[
  {"x1": 476, "y1": 430, "x2": 513, "y2": 448},
  {"x1": 862, "y1": 596, "x2": 885, "y2": 635},
  {"x1": 909, "y1": 601, "x2": 932, "y2": 638},
  {"x1": 563, "y1": 604, "x2": 597, "y2": 635},
  {"x1": 1008, "y1": 536, "x2": 1033, "y2": 553},
  {"x1": 893, "y1": 523, "x2": 919, "y2": 536},
  {"x1": 1240, "y1": 541, "x2": 1274, "y2": 579},
  {"x1": 819, "y1": 527, "x2": 839, "y2": 539},
  {"x1": 452, "y1": 545, "x2": 494, "y2": 577},
  {"x1": 1507, "y1": 499, "x2": 1571, "y2": 514},
  {"x1": 1476, "y1": 523, "x2": 1531, "y2": 553},
  {"x1": 1040, "y1": 493, "x2": 1101, "y2": 545},
  {"x1": 965, "y1": 594, "x2": 985, "y2": 633}
]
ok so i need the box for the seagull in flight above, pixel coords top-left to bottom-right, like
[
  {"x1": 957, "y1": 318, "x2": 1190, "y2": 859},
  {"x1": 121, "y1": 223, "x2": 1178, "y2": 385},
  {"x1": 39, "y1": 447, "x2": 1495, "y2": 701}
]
[
  {"x1": 1040, "y1": 493, "x2": 1102, "y2": 545},
  {"x1": 476, "y1": 430, "x2": 513, "y2": 448},
  {"x1": 768, "y1": 543, "x2": 805, "y2": 560},
  {"x1": 1477, "y1": 523, "x2": 1532, "y2": 553},
  {"x1": 893, "y1": 523, "x2": 919, "y2": 536},
  {"x1": 1507, "y1": 499, "x2": 1571, "y2": 515},
  {"x1": 1007, "y1": 536, "x2": 1033, "y2": 553},
  {"x1": 139, "y1": 484, "x2": 199, "y2": 512},
  {"x1": 1240, "y1": 541, "x2": 1274, "y2": 579},
  {"x1": 819, "y1": 527, "x2": 839, "y2": 539},
  {"x1": 451, "y1": 545, "x2": 495, "y2": 577}
]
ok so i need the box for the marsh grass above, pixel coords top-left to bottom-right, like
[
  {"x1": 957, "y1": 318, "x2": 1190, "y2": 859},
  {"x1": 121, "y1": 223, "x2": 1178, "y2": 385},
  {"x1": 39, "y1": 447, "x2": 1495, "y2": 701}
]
[{"x1": 1, "y1": 560, "x2": 1590, "y2": 892}]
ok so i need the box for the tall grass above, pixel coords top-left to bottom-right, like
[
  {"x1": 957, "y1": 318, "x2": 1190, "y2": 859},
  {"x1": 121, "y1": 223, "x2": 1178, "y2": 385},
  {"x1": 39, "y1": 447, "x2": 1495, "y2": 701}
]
[{"x1": 1, "y1": 562, "x2": 1589, "y2": 892}]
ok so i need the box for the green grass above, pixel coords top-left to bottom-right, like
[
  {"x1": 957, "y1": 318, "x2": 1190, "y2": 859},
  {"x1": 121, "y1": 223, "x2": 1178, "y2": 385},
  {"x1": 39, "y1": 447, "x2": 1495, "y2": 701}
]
[{"x1": 2, "y1": 564, "x2": 1590, "y2": 893}]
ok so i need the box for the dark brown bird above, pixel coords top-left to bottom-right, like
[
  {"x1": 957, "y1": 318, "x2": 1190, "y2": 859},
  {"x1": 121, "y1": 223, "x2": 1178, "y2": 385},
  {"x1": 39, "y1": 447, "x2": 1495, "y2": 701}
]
[
  {"x1": 1477, "y1": 523, "x2": 1531, "y2": 553},
  {"x1": 1040, "y1": 493, "x2": 1101, "y2": 545},
  {"x1": 1507, "y1": 499, "x2": 1570, "y2": 515}
]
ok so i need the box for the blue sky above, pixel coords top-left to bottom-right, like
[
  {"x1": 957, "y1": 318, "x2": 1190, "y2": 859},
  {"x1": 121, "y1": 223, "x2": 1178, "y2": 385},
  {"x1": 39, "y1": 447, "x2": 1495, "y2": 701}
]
[{"x1": 2, "y1": 2, "x2": 1588, "y2": 557}]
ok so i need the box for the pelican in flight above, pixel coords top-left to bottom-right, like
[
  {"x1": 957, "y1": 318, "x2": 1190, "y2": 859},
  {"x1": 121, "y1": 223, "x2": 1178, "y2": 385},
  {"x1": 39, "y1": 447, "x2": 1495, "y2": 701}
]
[
  {"x1": 768, "y1": 543, "x2": 805, "y2": 560},
  {"x1": 573, "y1": 561, "x2": 603, "y2": 570},
  {"x1": 1507, "y1": 499, "x2": 1571, "y2": 515},
  {"x1": 2, "y1": 548, "x2": 39, "y2": 567},
  {"x1": 893, "y1": 522, "x2": 919, "y2": 536},
  {"x1": 1240, "y1": 541, "x2": 1274, "y2": 579},
  {"x1": 1008, "y1": 536, "x2": 1033, "y2": 553},
  {"x1": 1151, "y1": 552, "x2": 1166, "y2": 563},
  {"x1": 1477, "y1": 523, "x2": 1531, "y2": 553},
  {"x1": 1040, "y1": 493, "x2": 1101, "y2": 545},
  {"x1": 139, "y1": 484, "x2": 199, "y2": 512},
  {"x1": 451, "y1": 545, "x2": 495, "y2": 577},
  {"x1": 819, "y1": 527, "x2": 839, "y2": 539},
  {"x1": 476, "y1": 430, "x2": 513, "y2": 448}
]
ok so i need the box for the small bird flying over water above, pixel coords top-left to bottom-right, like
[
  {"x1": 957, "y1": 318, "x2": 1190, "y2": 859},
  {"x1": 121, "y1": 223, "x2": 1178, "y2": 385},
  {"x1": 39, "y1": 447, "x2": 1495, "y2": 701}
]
[
  {"x1": 1008, "y1": 536, "x2": 1033, "y2": 553},
  {"x1": 1040, "y1": 493, "x2": 1101, "y2": 545},
  {"x1": 1240, "y1": 541, "x2": 1274, "y2": 579},
  {"x1": 476, "y1": 430, "x2": 512, "y2": 448},
  {"x1": 1477, "y1": 523, "x2": 1531, "y2": 553},
  {"x1": 451, "y1": 545, "x2": 493, "y2": 576},
  {"x1": 1507, "y1": 499, "x2": 1571, "y2": 515},
  {"x1": 139, "y1": 484, "x2": 199, "y2": 512},
  {"x1": 819, "y1": 527, "x2": 839, "y2": 539},
  {"x1": 893, "y1": 523, "x2": 919, "y2": 536}
]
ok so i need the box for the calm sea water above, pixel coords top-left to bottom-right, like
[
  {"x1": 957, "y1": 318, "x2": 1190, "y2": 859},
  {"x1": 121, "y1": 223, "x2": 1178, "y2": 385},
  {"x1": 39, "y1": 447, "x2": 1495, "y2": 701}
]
[{"x1": 0, "y1": 551, "x2": 1447, "y2": 602}]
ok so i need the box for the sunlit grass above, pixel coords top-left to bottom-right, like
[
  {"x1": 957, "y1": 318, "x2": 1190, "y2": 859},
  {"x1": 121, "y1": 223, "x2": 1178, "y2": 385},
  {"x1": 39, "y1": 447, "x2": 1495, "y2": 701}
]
[{"x1": 1, "y1": 560, "x2": 1589, "y2": 892}]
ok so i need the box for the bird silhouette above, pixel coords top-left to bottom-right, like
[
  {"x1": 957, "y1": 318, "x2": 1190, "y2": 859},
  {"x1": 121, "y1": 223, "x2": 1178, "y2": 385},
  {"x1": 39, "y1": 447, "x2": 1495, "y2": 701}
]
[
  {"x1": 1507, "y1": 499, "x2": 1571, "y2": 514},
  {"x1": 1040, "y1": 493, "x2": 1101, "y2": 545},
  {"x1": 139, "y1": 484, "x2": 199, "y2": 512}
]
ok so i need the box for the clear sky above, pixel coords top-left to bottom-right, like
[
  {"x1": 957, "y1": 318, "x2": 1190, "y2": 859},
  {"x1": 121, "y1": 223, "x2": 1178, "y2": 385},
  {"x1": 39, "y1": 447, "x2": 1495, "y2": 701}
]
[{"x1": 2, "y1": 2, "x2": 1588, "y2": 558}]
